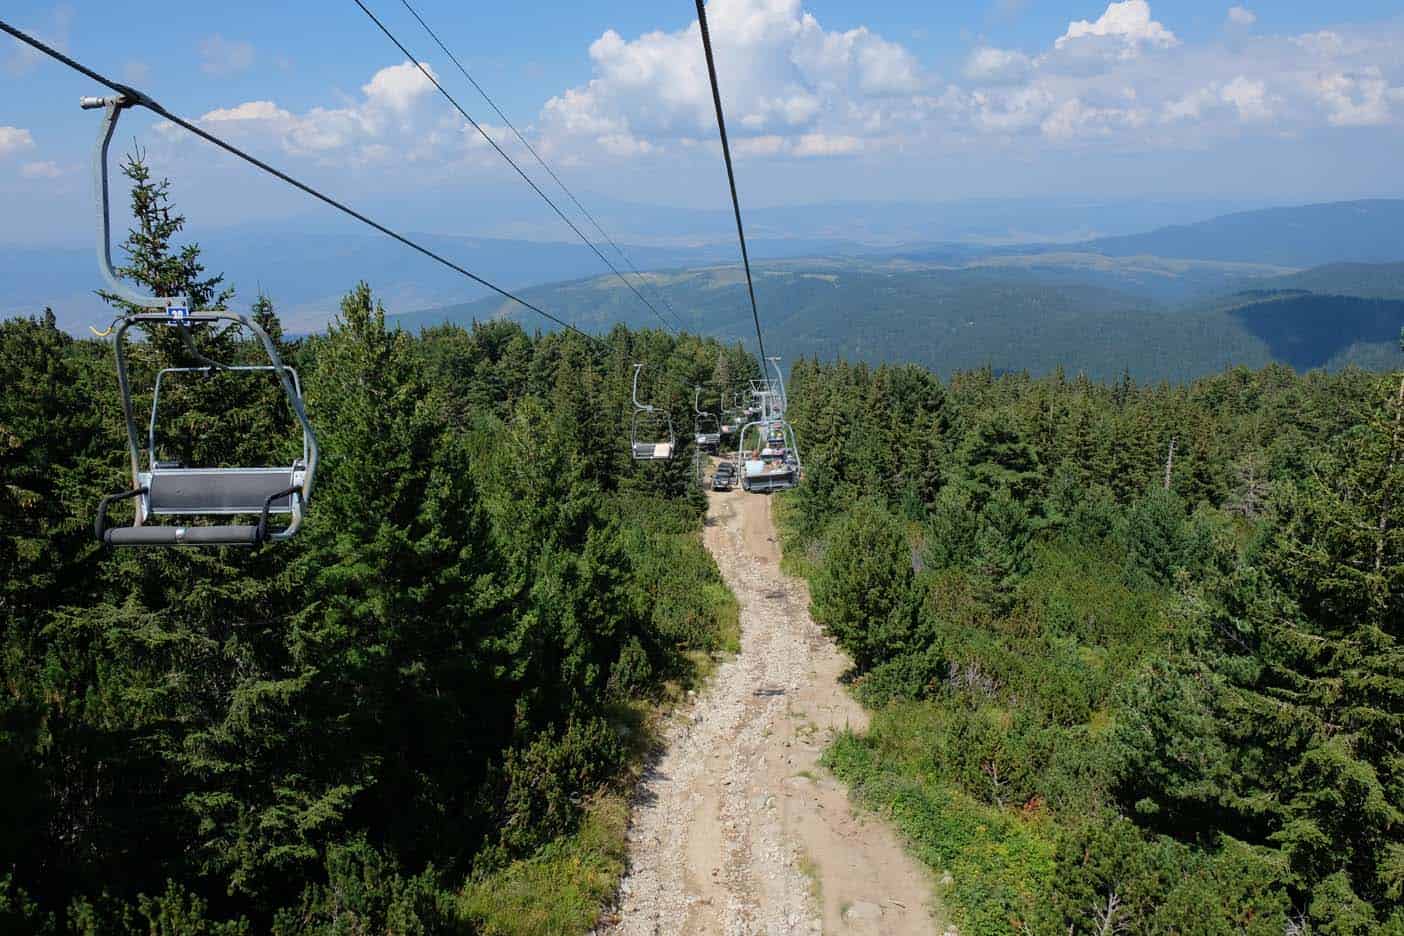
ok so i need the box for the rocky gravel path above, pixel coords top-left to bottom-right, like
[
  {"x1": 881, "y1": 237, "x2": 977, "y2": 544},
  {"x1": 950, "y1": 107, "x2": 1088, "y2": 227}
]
[{"x1": 602, "y1": 490, "x2": 941, "y2": 936}]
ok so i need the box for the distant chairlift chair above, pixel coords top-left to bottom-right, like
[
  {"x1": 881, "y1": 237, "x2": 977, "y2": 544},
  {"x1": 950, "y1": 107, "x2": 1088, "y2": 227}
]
[
  {"x1": 85, "y1": 93, "x2": 318, "y2": 546},
  {"x1": 630, "y1": 364, "x2": 675, "y2": 460},
  {"x1": 719, "y1": 391, "x2": 742, "y2": 437},
  {"x1": 694, "y1": 386, "x2": 721, "y2": 454}
]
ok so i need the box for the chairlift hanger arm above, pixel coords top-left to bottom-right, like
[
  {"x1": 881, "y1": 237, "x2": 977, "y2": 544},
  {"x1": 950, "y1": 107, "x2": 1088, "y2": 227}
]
[
  {"x1": 85, "y1": 96, "x2": 188, "y2": 313},
  {"x1": 632, "y1": 363, "x2": 653, "y2": 413}
]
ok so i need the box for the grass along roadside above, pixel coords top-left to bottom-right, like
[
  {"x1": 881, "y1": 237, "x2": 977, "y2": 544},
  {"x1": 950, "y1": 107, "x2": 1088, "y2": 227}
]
[{"x1": 824, "y1": 722, "x2": 1055, "y2": 934}]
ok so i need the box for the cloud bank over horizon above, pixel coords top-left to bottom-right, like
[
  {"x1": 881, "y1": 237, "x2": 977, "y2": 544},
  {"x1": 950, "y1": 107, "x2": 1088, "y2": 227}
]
[
  {"x1": 4, "y1": 0, "x2": 1404, "y2": 242},
  {"x1": 97, "y1": 0, "x2": 1402, "y2": 175}
]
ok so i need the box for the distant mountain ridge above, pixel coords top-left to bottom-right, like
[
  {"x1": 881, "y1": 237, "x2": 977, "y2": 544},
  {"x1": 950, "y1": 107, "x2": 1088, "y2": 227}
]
[
  {"x1": 405, "y1": 259, "x2": 1404, "y2": 383},
  {"x1": 0, "y1": 232, "x2": 864, "y2": 335},
  {"x1": 6, "y1": 198, "x2": 1404, "y2": 344},
  {"x1": 1072, "y1": 200, "x2": 1404, "y2": 267},
  {"x1": 1252, "y1": 262, "x2": 1404, "y2": 299}
]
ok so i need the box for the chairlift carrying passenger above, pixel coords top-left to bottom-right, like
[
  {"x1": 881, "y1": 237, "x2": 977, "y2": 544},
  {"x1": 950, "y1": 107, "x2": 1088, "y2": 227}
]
[
  {"x1": 734, "y1": 358, "x2": 802, "y2": 493},
  {"x1": 630, "y1": 363, "x2": 675, "y2": 460},
  {"x1": 84, "y1": 94, "x2": 317, "y2": 546}
]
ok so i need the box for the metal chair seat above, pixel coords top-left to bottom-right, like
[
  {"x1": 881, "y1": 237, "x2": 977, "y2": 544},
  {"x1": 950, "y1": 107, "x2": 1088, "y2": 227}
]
[
  {"x1": 145, "y1": 467, "x2": 300, "y2": 515},
  {"x1": 633, "y1": 442, "x2": 674, "y2": 460}
]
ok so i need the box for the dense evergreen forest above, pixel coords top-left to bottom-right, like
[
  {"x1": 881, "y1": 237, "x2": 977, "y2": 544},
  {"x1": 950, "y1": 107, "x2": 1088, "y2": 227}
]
[
  {"x1": 5, "y1": 150, "x2": 1403, "y2": 936},
  {"x1": 0, "y1": 155, "x2": 755, "y2": 933},
  {"x1": 779, "y1": 350, "x2": 1404, "y2": 933}
]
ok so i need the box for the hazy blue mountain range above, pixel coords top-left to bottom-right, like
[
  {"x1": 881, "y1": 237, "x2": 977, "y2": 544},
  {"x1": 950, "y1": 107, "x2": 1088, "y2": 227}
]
[
  {"x1": 0, "y1": 231, "x2": 859, "y2": 334},
  {"x1": 404, "y1": 259, "x2": 1404, "y2": 383},
  {"x1": 1069, "y1": 200, "x2": 1404, "y2": 267},
  {"x1": 10, "y1": 193, "x2": 1256, "y2": 332},
  {"x1": 4, "y1": 199, "x2": 1402, "y2": 376},
  {"x1": 1247, "y1": 262, "x2": 1404, "y2": 299}
]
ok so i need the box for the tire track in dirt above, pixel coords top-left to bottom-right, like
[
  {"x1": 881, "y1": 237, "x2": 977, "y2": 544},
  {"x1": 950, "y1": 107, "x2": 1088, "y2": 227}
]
[{"x1": 603, "y1": 490, "x2": 943, "y2": 936}]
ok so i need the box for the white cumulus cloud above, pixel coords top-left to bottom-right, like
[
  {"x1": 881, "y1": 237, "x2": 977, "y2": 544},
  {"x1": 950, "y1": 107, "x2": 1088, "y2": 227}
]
[
  {"x1": 1227, "y1": 6, "x2": 1256, "y2": 27},
  {"x1": 1040, "y1": 97, "x2": 1147, "y2": 141},
  {"x1": 539, "y1": 0, "x2": 923, "y2": 161},
  {"x1": 200, "y1": 101, "x2": 292, "y2": 123},
  {"x1": 966, "y1": 47, "x2": 1034, "y2": 83},
  {"x1": 967, "y1": 83, "x2": 1057, "y2": 133},
  {"x1": 21, "y1": 160, "x2": 62, "y2": 179},
  {"x1": 362, "y1": 60, "x2": 440, "y2": 114},
  {"x1": 792, "y1": 132, "x2": 863, "y2": 156},
  {"x1": 1056, "y1": 1, "x2": 1178, "y2": 56},
  {"x1": 1162, "y1": 77, "x2": 1274, "y2": 123},
  {"x1": 1162, "y1": 86, "x2": 1218, "y2": 123},
  {"x1": 1310, "y1": 70, "x2": 1400, "y2": 127},
  {"x1": 0, "y1": 126, "x2": 35, "y2": 157},
  {"x1": 182, "y1": 61, "x2": 454, "y2": 166},
  {"x1": 1221, "y1": 76, "x2": 1272, "y2": 120},
  {"x1": 199, "y1": 35, "x2": 255, "y2": 77}
]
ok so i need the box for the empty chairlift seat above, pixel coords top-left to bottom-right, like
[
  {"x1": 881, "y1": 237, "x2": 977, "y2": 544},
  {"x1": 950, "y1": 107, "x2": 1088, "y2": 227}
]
[
  {"x1": 630, "y1": 364, "x2": 676, "y2": 461},
  {"x1": 95, "y1": 361, "x2": 316, "y2": 547},
  {"x1": 633, "y1": 440, "x2": 675, "y2": 460},
  {"x1": 694, "y1": 387, "x2": 722, "y2": 453},
  {"x1": 147, "y1": 466, "x2": 299, "y2": 515}
]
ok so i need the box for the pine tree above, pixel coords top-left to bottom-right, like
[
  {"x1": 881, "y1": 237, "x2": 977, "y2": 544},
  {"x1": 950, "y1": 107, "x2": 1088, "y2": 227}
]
[
  {"x1": 973, "y1": 488, "x2": 1035, "y2": 609},
  {"x1": 810, "y1": 498, "x2": 917, "y2": 672},
  {"x1": 957, "y1": 409, "x2": 1042, "y2": 512}
]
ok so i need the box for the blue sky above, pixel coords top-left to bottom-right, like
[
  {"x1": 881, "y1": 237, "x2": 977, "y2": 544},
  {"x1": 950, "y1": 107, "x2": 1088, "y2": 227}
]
[{"x1": 3, "y1": 0, "x2": 1403, "y2": 246}]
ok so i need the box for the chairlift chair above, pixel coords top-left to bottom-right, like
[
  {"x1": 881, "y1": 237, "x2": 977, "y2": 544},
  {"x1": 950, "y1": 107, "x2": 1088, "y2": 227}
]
[
  {"x1": 693, "y1": 386, "x2": 721, "y2": 453},
  {"x1": 719, "y1": 391, "x2": 743, "y2": 436},
  {"x1": 630, "y1": 364, "x2": 675, "y2": 460},
  {"x1": 734, "y1": 358, "x2": 803, "y2": 494},
  {"x1": 735, "y1": 416, "x2": 802, "y2": 493},
  {"x1": 84, "y1": 94, "x2": 318, "y2": 546}
]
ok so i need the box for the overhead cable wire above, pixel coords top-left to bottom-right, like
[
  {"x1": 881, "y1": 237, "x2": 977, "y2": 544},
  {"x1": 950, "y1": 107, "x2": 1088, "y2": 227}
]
[
  {"x1": 352, "y1": 0, "x2": 683, "y2": 335},
  {"x1": 694, "y1": 0, "x2": 767, "y2": 365},
  {"x1": 0, "y1": 16, "x2": 610, "y2": 351},
  {"x1": 395, "y1": 0, "x2": 687, "y2": 331}
]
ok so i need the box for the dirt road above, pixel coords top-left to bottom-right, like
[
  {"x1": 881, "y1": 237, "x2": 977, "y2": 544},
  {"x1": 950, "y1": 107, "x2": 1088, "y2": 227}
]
[{"x1": 604, "y1": 490, "x2": 942, "y2": 936}]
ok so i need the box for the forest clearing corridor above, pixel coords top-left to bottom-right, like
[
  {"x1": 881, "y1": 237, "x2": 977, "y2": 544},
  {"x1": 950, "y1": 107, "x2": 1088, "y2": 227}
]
[{"x1": 604, "y1": 489, "x2": 944, "y2": 936}]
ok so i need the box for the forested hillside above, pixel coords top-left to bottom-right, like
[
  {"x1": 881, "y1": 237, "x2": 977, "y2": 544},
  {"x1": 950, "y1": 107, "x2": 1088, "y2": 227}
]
[
  {"x1": 1075, "y1": 200, "x2": 1404, "y2": 267},
  {"x1": 409, "y1": 263, "x2": 1404, "y2": 382},
  {"x1": 777, "y1": 351, "x2": 1404, "y2": 934},
  {"x1": 0, "y1": 156, "x2": 756, "y2": 933},
  {"x1": 1249, "y1": 262, "x2": 1404, "y2": 300}
]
